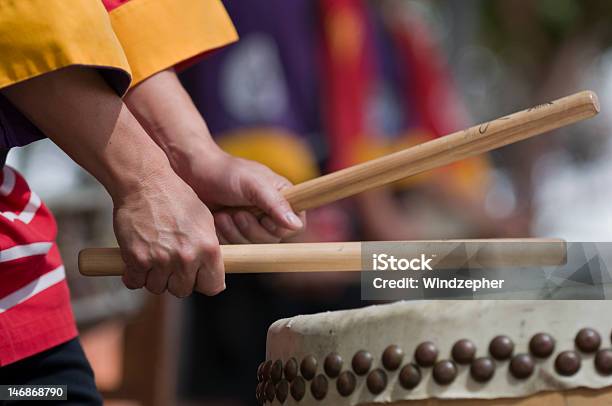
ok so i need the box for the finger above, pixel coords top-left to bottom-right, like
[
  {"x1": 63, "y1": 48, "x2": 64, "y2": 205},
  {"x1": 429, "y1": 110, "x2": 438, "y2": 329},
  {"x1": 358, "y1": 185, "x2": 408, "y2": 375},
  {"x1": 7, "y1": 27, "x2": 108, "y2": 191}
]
[
  {"x1": 212, "y1": 216, "x2": 230, "y2": 244},
  {"x1": 122, "y1": 266, "x2": 148, "y2": 290},
  {"x1": 233, "y1": 211, "x2": 280, "y2": 243},
  {"x1": 278, "y1": 178, "x2": 293, "y2": 190},
  {"x1": 195, "y1": 240, "x2": 225, "y2": 296},
  {"x1": 214, "y1": 211, "x2": 250, "y2": 244},
  {"x1": 260, "y1": 216, "x2": 295, "y2": 239},
  {"x1": 217, "y1": 231, "x2": 229, "y2": 245},
  {"x1": 167, "y1": 250, "x2": 199, "y2": 298},
  {"x1": 121, "y1": 249, "x2": 150, "y2": 289},
  {"x1": 244, "y1": 179, "x2": 303, "y2": 231},
  {"x1": 298, "y1": 211, "x2": 307, "y2": 229},
  {"x1": 261, "y1": 211, "x2": 306, "y2": 240},
  {"x1": 145, "y1": 265, "x2": 172, "y2": 295}
]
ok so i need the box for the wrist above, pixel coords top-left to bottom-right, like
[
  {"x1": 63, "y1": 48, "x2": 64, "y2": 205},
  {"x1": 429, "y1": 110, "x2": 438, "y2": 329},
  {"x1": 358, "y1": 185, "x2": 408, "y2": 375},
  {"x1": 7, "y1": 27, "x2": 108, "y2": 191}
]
[
  {"x1": 98, "y1": 139, "x2": 178, "y2": 205},
  {"x1": 166, "y1": 134, "x2": 228, "y2": 181}
]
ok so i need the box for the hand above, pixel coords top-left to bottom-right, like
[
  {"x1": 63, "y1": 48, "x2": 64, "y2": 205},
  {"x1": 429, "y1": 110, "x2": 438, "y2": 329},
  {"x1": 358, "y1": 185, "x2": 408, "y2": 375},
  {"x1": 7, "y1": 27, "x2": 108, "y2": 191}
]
[
  {"x1": 2, "y1": 66, "x2": 226, "y2": 297},
  {"x1": 113, "y1": 168, "x2": 224, "y2": 297},
  {"x1": 175, "y1": 149, "x2": 305, "y2": 244},
  {"x1": 122, "y1": 70, "x2": 305, "y2": 244}
]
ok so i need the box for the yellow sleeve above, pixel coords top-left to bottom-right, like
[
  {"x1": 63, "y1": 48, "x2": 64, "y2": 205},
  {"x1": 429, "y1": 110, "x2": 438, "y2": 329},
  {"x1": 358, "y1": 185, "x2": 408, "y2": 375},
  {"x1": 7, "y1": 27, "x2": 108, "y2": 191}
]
[
  {"x1": 0, "y1": 0, "x2": 131, "y2": 95},
  {"x1": 107, "y1": 0, "x2": 238, "y2": 86},
  {"x1": 216, "y1": 128, "x2": 320, "y2": 184}
]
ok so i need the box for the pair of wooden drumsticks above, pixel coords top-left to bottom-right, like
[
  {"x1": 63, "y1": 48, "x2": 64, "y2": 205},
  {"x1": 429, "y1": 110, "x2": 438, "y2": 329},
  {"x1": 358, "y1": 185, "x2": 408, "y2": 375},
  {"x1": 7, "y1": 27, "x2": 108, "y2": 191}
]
[{"x1": 80, "y1": 91, "x2": 600, "y2": 277}]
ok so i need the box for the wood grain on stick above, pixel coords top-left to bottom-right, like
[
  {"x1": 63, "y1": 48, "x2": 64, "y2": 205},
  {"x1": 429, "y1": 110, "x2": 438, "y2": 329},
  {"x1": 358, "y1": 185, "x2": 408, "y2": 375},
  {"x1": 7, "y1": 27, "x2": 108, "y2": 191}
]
[
  {"x1": 79, "y1": 91, "x2": 596, "y2": 277},
  {"x1": 283, "y1": 91, "x2": 599, "y2": 212},
  {"x1": 79, "y1": 239, "x2": 566, "y2": 276}
]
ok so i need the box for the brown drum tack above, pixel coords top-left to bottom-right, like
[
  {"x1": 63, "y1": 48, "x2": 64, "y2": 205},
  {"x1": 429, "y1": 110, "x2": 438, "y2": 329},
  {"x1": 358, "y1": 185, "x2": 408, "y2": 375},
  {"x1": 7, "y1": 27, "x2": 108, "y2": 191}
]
[
  {"x1": 555, "y1": 351, "x2": 581, "y2": 376},
  {"x1": 470, "y1": 357, "x2": 495, "y2": 383},
  {"x1": 276, "y1": 380, "x2": 289, "y2": 403},
  {"x1": 290, "y1": 377, "x2": 306, "y2": 401},
  {"x1": 336, "y1": 370, "x2": 357, "y2": 397},
  {"x1": 262, "y1": 360, "x2": 273, "y2": 381},
  {"x1": 575, "y1": 328, "x2": 601, "y2": 353},
  {"x1": 260, "y1": 327, "x2": 612, "y2": 402},
  {"x1": 264, "y1": 380, "x2": 276, "y2": 402},
  {"x1": 510, "y1": 354, "x2": 535, "y2": 379},
  {"x1": 414, "y1": 341, "x2": 438, "y2": 367},
  {"x1": 256, "y1": 382, "x2": 265, "y2": 405},
  {"x1": 257, "y1": 361, "x2": 265, "y2": 382},
  {"x1": 262, "y1": 302, "x2": 612, "y2": 403},
  {"x1": 271, "y1": 359, "x2": 283, "y2": 383},
  {"x1": 352, "y1": 350, "x2": 373, "y2": 375},
  {"x1": 300, "y1": 355, "x2": 318, "y2": 380},
  {"x1": 595, "y1": 349, "x2": 612, "y2": 375},
  {"x1": 489, "y1": 335, "x2": 514, "y2": 360},
  {"x1": 324, "y1": 353, "x2": 343, "y2": 378},
  {"x1": 399, "y1": 363, "x2": 421, "y2": 390},
  {"x1": 382, "y1": 344, "x2": 404, "y2": 371},
  {"x1": 529, "y1": 333, "x2": 555, "y2": 358},
  {"x1": 433, "y1": 360, "x2": 457, "y2": 385},
  {"x1": 367, "y1": 368, "x2": 388, "y2": 394},
  {"x1": 310, "y1": 374, "x2": 328, "y2": 400},
  {"x1": 284, "y1": 358, "x2": 298, "y2": 382},
  {"x1": 452, "y1": 339, "x2": 476, "y2": 365}
]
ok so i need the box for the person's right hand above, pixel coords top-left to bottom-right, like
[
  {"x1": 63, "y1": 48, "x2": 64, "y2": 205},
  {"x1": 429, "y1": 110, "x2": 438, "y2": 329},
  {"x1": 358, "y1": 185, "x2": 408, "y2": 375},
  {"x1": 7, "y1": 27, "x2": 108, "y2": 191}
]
[
  {"x1": 112, "y1": 170, "x2": 224, "y2": 297},
  {"x1": 1, "y1": 66, "x2": 225, "y2": 298}
]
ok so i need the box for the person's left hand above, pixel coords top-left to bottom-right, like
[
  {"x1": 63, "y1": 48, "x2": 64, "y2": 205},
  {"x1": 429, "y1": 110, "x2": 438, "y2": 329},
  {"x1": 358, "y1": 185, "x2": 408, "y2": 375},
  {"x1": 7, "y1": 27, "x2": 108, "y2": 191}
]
[{"x1": 175, "y1": 148, "x2": 306, "y2": 244}]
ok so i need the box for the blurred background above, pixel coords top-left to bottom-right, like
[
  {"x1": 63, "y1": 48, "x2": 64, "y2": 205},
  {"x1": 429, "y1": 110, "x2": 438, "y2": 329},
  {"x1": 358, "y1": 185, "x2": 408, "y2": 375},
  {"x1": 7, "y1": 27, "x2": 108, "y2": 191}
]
[{"x1": 7, "y1": 0, "x2": 612, "y2": 404}]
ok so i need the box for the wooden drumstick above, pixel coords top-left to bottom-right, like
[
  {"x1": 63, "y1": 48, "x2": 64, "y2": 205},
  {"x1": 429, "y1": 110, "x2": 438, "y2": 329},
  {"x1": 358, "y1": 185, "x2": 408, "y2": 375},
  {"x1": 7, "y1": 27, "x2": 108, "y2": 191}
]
[
  {"x1": 271, "y1": 90, "x2": 599, "y2": 213},
  {"x1": 79, "y1": 239, "x2": 566, "y2": 276},
  {"x1": 79, "y1": 91, "x2": 595, "y2": 277}
]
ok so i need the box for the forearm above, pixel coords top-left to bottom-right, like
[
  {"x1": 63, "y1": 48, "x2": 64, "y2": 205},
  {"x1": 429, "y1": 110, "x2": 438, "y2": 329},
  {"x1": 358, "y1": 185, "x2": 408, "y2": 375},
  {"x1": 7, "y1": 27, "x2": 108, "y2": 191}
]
[
  {"x1": 3, "y1": 66, "x2": 227, "y2": 297},
  {"x1": 123, "y1": 69, "x2": 223, "y2": 176},
  {"x1": 2, "y1": 67, "x2": 173, "y2": 202}
]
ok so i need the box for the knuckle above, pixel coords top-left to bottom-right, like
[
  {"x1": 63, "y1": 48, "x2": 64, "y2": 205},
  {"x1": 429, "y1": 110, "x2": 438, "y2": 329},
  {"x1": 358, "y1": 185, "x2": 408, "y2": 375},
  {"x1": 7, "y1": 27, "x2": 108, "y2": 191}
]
[
  {"x1": 151, "y1": 249, "x2": 172, "y2": 266},
  {"x1": 201, "y1": 247, "x2": 221, "y2": 264},
  {"x1": 279, "y1": 176, "x2": 293, "y2": 187},
  {"x1": 122, "y1": 274, "x2": 143, "y2": 290},
  {"x1": 273, "y1": 191, "x2": 287, "y2": 204},
  {"x1": 199, "y1": 238, "x2": 221, "y2": 255},
  {"x1": 178, "y1": 249, "x2": 198, "y2": 267},
  {"x1": 129, "y1": 250, "x2": 152, "y2": 271}
]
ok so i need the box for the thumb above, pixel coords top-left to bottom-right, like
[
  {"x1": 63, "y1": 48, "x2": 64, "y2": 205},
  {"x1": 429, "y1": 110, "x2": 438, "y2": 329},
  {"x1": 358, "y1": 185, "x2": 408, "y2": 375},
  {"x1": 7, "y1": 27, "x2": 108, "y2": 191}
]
[{"x1": 246, "y1": 179, "x2": 303, "y2": 231}]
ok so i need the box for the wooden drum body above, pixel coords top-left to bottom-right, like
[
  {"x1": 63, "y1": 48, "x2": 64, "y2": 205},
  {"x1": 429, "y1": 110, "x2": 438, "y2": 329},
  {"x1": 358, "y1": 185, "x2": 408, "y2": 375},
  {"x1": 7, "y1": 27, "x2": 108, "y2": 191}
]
[{"x1": 373, "y1": 386, "x2": 612, "y2": 405}]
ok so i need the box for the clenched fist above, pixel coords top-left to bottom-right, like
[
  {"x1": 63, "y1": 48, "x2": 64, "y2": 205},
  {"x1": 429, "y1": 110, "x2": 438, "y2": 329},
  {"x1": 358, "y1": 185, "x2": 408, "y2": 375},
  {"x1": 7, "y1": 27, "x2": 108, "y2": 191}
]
[{"x1": 113, "y1": 168, "x2": 224, "y2": 297}]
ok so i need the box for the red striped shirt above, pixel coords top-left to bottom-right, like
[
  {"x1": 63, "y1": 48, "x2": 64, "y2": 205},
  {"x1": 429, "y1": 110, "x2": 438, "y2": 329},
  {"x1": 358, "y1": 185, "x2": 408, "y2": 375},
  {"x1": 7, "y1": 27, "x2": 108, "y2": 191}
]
[{"x1": 0, "y1": 166, "x2": 77, "y2": 366}]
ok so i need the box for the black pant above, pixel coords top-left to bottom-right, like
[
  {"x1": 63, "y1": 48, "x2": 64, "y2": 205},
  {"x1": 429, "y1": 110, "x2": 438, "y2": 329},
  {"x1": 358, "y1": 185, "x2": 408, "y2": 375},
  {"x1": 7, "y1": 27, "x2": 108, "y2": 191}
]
[{"x1": 0, "y1": 338, "x2": 102, "y2": 405}]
